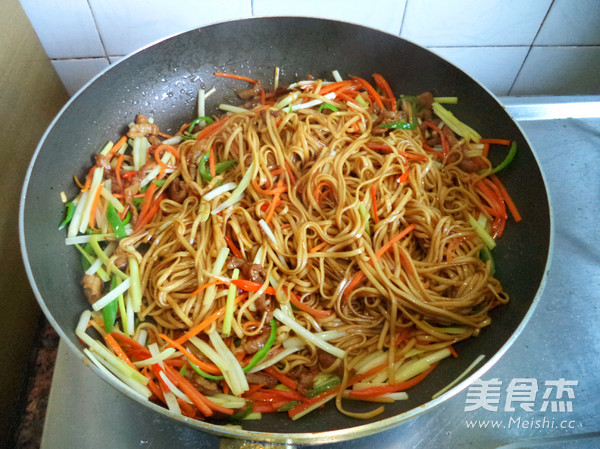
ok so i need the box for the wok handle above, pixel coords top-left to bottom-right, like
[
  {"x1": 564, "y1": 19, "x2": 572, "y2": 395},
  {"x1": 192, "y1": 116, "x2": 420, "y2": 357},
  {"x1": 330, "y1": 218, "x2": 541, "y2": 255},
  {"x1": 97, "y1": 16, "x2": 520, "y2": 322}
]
[{"x1": 220, "y1": 439, "x2": 296, "y2": 449}]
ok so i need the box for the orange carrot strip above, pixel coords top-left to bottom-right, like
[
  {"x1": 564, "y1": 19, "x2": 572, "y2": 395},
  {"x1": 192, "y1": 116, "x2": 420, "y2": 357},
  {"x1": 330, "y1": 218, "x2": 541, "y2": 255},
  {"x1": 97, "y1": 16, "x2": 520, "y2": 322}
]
[
  {"x1": 106, "y1": 135, "x2": 128, "y2": 161},
  {"x1": 162, "y1": 365, "x2": 214, "y2": 416},
  {"x1": 224, "y1": 234, "x2": 244, "y2": 258},
  {"x1": 264, "y1": 366, "x2": 298, "y2": 391},
  {"x1": 214, "y1": 72, "x2": 257, "y2": 84},
  {"x1": 370, "y1": 185, "x2": 379, "y2": 224},
  {"x1": 265, "y1": 177, "x2": 283, "y2": 224},
  {"x1": 352, "y1": 76, "x2": 384, "y2": 110},
  {"x1": 348, "y1": 363, "x2": 438, "y2": 398},
  {"x1": 158, "y1": 333, "x2": 222, "y2": 375},
  {"x1": 449, "y1": 345, "x2": 458, "y2": 358},
  {"x1": 372, "y1": 73, "x2": 396, "y2": 111},
  {"x1": 88, "y1": 181, "x2": 105, "y2": 229},
  {"x1": 114, "y1": 154, "x2": 125, "y2": 193},
  {"x1": 374, "y1": 224, "x2": 416, "y2": 259},
  {"x1": 135, "y1": 192, "x2": 165, "y2": 232},
  {"x1": 309, "y1": 241, "x2": 327, "y2": 254},
  {"x1": 174, "y1": 293, "x2": 247, "y2": 345},
  {"x1": 318, "y1": 80, "x2": 358, "y2": 96},
  {"x1": 480, "y1": 138, "x2": 511, "y2": 146},
  {"x1": 195, "y1": 116, "x2": 231, "y2": 141},
  {"x1": 111, "y1": 332, "x2": 152, "y2": 358},
  {"x1": 208, "y1": 145, "x2": 216, "y2": 178},
  {"x1": 104, "y1": 333, "x2": 138, "y2": 370},
  {"x1": 490, "y1": 175, "x2": 522, "y2": 222},
  {"x1": 287, "y1": 289, "x2": 332, "y2": 318},
  {"x1": 187, "y1": 280, "x2": 226, "y2": 298}
]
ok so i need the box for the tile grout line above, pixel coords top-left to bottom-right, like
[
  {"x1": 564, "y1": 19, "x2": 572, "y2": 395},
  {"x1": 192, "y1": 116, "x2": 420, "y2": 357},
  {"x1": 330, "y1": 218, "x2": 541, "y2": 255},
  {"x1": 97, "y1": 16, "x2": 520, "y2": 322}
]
[
  {"x1": 86, "y1": 0, "x2": 110, "y2": 62},
  {"x1": 507, "y1": 0, "x2": 555, "y2": 95},
  {"x1": 397, "y1": 0, "x2": 410, "y2": 36}
]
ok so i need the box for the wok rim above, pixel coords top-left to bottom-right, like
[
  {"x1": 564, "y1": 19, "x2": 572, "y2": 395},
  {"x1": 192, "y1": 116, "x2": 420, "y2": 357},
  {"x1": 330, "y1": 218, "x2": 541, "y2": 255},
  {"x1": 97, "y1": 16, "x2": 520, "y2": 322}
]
[{"x1": 18, "y1": 16, "x2": 553, "y2": 445}]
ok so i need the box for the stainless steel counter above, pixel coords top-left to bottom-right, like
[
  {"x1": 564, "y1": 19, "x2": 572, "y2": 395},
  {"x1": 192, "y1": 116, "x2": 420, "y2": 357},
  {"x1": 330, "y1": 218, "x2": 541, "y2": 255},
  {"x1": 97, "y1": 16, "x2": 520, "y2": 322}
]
[{"x1": 41, "y1": 97, "x2": 600, "y2": 449}]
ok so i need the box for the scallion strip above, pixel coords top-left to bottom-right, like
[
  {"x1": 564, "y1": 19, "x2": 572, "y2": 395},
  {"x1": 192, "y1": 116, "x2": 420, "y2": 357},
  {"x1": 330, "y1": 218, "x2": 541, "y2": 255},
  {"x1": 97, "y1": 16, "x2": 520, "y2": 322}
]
[
  {"x1": 58, "y1": 202, "x2": 75, "y2": 230},
  {"x1": 242, "y1": 319, "x2": 277, "y2": 372},
  {"x1": 222, "y1": 268, "x2": 239, "y2": 336},
  {"x1": 490, "y1": 141, "x2": 517, "y2": 174}
]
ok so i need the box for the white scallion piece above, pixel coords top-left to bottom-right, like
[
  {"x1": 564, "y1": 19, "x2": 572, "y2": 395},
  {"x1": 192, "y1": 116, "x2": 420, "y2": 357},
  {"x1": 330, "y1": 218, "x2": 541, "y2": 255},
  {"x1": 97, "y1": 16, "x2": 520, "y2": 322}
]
[
  {"x1": 274, "y1": 66, "x2": 280, "y2": 90},
  {"x1": 128, "y1": 256, "x2": 142, "y2": 312},
  {"x1": 332, "y1": 70, "x2": 343, "y2": 82},
  {"x1": 197, "y1": 87, "x2": 206, "y2": 120},
  {"x1": 247, "y1": 347, "x2": 301, "y2": 374},
  {"x1": 99, "y1": 141, "x2": 114, "y2": 156},
  {"x1": 218, "y1": 104, "x2": 251, "y2": 114},
  {"x1": 92, "y1": 277, "x2": 131, "y2": 311},
  {"x1": 259, "y1": 219, "x2": 277, "y2": 247},
  {"x1": 198, "y1": 247, "x2": 230, "y2": 317},
  {"x1": 203, "y1": 182, "x2": 237, "y2": 201},
  {"x1": 273, "y1": 309, "x2": 346, "y2": 359},
  {"x1": 161, "y1": 135, "x2": 182, "y2": 146},
  {"x1": 469, "y1": 213, "x2": 496, "y2": 250},
  {"x1": 158, "y1": 371, "x2": 193, "y2": 404},
  {"x1": 211, "y1": 162, "x2": 255, "y2": 215},
  {"x1": 140, "y1": 151, "x2": 173, "y2": 188},
  {"x1": 84, "y1": 349, "x2": 151, "y2": 400},
  {"x1": 288, "y1": 92, "x2": 336, "y2": 112},
  {"x1": 126, "y1": 294, "x2": 135, "y2": 335},
  {"x1": 101, "y1": 186, "x2": 125, "y2": 213},
  {"x1": 76, "y1": 310, "x2": 92, "y2": 334},
  {"x1": 432, "y1": 354, "x2": 486, "y2": 399},
  {"x1": 136, "y1": 329, "x2": 148, "y2": 347},
  {"x1": 222, "y1": 268, "x2": 239, "y2": 336},
  {"x1": 77, "y1": 167, "x2": 104, "y2": 233},
  {"x1": 85, "y1": 242, "x2": 117, "y2": 276},
  {"x1": 133, "y1": 347, "x2": 176, "y2": 368}
]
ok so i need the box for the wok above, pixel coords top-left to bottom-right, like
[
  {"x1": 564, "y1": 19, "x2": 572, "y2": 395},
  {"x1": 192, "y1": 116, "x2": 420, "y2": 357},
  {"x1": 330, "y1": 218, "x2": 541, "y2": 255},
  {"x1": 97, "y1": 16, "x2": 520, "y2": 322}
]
[{"x1": 19, "y1": 17, "x2": 550, "y2": 447}]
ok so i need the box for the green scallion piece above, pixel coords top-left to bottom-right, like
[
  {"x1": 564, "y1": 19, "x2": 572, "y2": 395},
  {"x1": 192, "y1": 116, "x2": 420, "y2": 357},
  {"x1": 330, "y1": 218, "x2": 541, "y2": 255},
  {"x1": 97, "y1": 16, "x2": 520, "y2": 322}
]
[
  {"x1": 318, "y1": 103, "x2": 339, "y2": 113},
  {"x1": 379, "y1": 121, "x2": 416, "y2": 130},
  {"x1": 102, "y1": 276, "x2": 119, "y2": 333},
  {"x1": 491, "y1": 141, "x2": 517, "y2": 174},
  {"x1": 242, "y1": 319, "x2": 277, "y2": 373},
  {"x1": 106, "y1": 202, "x2": 127, "y2": 239},
  {"x1": 58, "y1": 202, "x2": 76, "y2": 230},
  {"x1": 188, "y1": 116, "x2": 214, "y2": 133}
]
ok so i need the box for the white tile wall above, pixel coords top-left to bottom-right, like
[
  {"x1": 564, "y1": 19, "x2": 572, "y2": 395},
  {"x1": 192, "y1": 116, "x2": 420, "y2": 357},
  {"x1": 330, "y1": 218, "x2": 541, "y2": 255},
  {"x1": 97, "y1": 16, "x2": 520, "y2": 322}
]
[
  {"x1": 19, "y1": 0, "x2": 600, "y2": 97},
  {"x1": 401, "y1": 0, "x2": 552, "y2": 46},
  {"x1": 253, "y1": 0, "x2": 407, "y2": 35},
  {"x1": 51, "y1": 58, "x2": 110, "y2": 96},
  {"x1": 88, "y1": 0, "x2": 252, "y2": 56},
  {"x1": 534, "y1": 0, "x2": 600, "y2": 46},
  {"x1": 511, "y1": 46, "x2": 600, "y2": 96},
  {"x1": 20, "y1": 0, "x2": 104, "y2": 58},
  {"x1": 429, "y1": 47, "x2": 529, "y2": 96}
]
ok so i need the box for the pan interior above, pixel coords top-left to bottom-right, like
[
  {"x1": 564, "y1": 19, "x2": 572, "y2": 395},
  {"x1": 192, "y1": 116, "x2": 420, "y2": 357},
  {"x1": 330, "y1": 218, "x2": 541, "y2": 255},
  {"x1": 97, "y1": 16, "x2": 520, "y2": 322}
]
[{"x1": 20, "y1": 17, "x2": 549, "y2": 438}]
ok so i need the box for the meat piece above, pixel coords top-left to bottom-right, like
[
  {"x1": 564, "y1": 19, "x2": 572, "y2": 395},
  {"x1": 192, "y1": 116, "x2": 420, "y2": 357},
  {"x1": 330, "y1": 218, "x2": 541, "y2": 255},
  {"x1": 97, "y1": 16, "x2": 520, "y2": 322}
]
[
  {"x1": 82, "y1": 274, "x2": 103, "y2": 305},
  {"x1": 317, "y1": 349, "x2": 345, "y2": 377},
  {"x1": 254, "y1": 294, "x2": 273, "y2": 322},
  {"x1": 226, "y1": 257, "x2": 266, "y2": 284},
  {"x1": 190, "y1": 375, "x2": 219, "y2": 395},
  {"x1": 167, "y1": 178, "x2": 188, "y2": 203},
  {"x1": 237, "y1": 81, "x2": 262, "y2": 100},
  {"x1": 241, "y1": 326, "x2": 271, "y2": 354},
  {"x1": 245, "y1": 372, "x2": 278, "y2": 388},
  {"x1": 292, "y1": 367, "x2": 315, "y2": 397},
  {"x1": 148, "y1": 135, "x2": 162, "y2": 146},
  {"x1": 127, "y1": 114, "x2": 159, "y2": 138},
  {"x1": 416, "y1": 91, "x2": 434, "y2": 121}
]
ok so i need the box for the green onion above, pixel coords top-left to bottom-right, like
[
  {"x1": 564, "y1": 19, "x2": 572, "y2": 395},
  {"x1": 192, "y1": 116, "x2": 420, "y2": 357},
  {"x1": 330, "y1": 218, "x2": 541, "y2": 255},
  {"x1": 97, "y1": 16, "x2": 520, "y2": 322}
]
[
  {"x1": 307, "y1": 375, "x2": 341, "y2": 398},
  {"x1": 357, "y1": 203, "x2": 371, "y2": 235},
  {"x1": 379, "y1": 120, "x2": 416, "y2": 130},
  {"x1": 106, "y1": 203, "x2": 128, "y2": 239},
  {"x1": 198, "y1": 152, "x2": 212, "y2": 184},
  {"x1": 318, "y1": 103, "x2": 339, "y2": 113},
  {"x1": 187, "y1": 359, "x2": 224, "y2": 380},
  {"x1": 479, "y1": 245, "x2": 496, "y2": 275},
  {"x1": 277, "y1": 400, "x2": 301, "y2": 412},
  {"x1": 243, "y1": 319, "x2": 277, "y2": 373},
  {"x1": 468, "y1": 213, "x2": 496, "y2": 250},
  {"x1": 222, "y1": 268, "x2": 239, "y2": 336},
  {"x1": 188, "y1": 116, "x2": 214, "y2": 133},
  {"x1": 230, "y1": 401, "x2": 254, "y2": 420},
  {"x1": 179, "y1": 365, "x2": 187, "y2": 376},
  {"x1": 103, "y1": 276, "x2": 120, "y2": 333},
  {"x1": 215, "y1": 159, "x2": 238, "y2": 175},
  {"x1": 58, "y1": 202, "x2": 76, "y2": 230},
  {"x1": 490, "y1": 141, "x2": 517, "y2": 174}
]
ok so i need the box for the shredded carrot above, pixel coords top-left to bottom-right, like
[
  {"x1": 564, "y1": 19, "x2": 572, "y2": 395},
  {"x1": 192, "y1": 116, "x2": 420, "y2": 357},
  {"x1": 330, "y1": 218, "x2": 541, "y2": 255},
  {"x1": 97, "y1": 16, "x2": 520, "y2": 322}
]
[
  {"x1": 251, "y1": 177, "x2": 287, "y2": 196},
  {"x1": 187, "y1": 280, "x2": 226, "y2": 298},
  {"x1": 158, "y1": 333, "x2": 222, "y2": 375},
  {"x1": 318, "y1": 80, "x2": 357, "y2": 96},
  {"x1": 265, "y1": 177, "x2": 283, "y2": 224},
  {"x1": 309, "y1": 241, "x2": 328, "y2": 253},
  {"x1": 372, "y1": 73, "x2": 396, "y2": 111},
  {"x1": 375, "y1": 224, "x2": 416, "y2": 259},
  {"x1": 264, "y1": 366, "x2": 298, "y2": 391},
  {"x1": 480, "y1": 138, "x2": 511, "y2": 146},
  {"x1": 347, "y1": 363, "x2": 438, "y2": 398},
  {"x1": 214, "y1": 72, "x2": 257, "y2": 84},
  {"x1": 370, "y1": 185, "x2": 379, "y2": 224},
  {"x1": 351, "y1": 76, "x2": 384, "y2": 110},
  {"x1": 224, "y1": 234, "x2": 244, "y2": 258},
  {"x1": 162, "y1": 365, "x2": 215, "y2": 416},
  {"x1": 490, "y1": 175, "x2": 522, "y2": 222},
  {"x1": 423, "y1": 121, "x2": 449, "y2": 157},
  {"x1": 208, "y1": 145, "x2": 216, "y2": 178},
  {"x1": 106, "y1": 135, "x2": 128, "y2": 161},
  {"x1": 114, "y1": 154, "x2": 124, "y2": 193},
  {"x1": 88, "y1": 181, "x2": 105, "y2": 229},
  {"x1": 81, "y1": 166, "x2": 97, "y2": 192},
  {"x1": 174, "y1": 293, "x2": 247, "y2": 345},
  {"x1": 449, "y1": 345, "x2": 458, "y2": 358},
  {"x1": 287, "y1": 289, "x2": 332, "y2": 318},
  {"x1": 398, "y1": 246, "x2": 414, "y2": 275},
  {"x1": 231, "y1": 279, "x2": 277, "y2": 296},
  {"x1": 111, "y1": 332, "x2": 151, "y2": 358},
  {"x1": 135, "y1": 192, "x2": 165, "y2": 232},
  {"x1": 195, "y1": 115, "x2": 231, "y2": 142},
  {"x1": 104, "y1": 333, "x2": 138, "y2": 370}
]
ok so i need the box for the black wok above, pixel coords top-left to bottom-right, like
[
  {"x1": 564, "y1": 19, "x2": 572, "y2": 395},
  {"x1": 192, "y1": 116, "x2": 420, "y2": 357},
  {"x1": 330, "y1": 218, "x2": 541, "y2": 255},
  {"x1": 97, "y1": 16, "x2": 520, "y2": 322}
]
[{"x1": 19, "y1": 17, "x2": 550, "y2": 446}]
